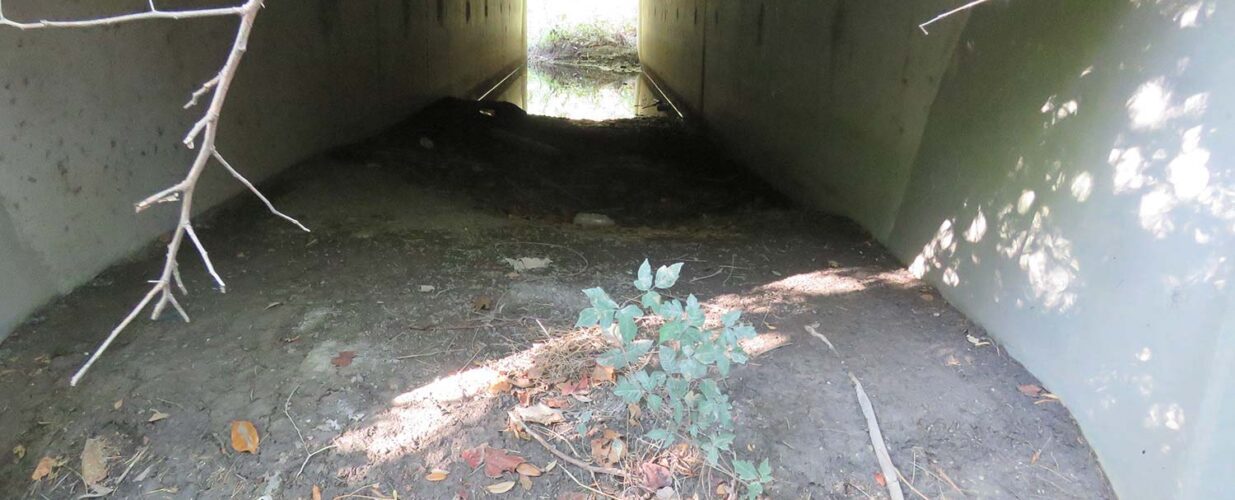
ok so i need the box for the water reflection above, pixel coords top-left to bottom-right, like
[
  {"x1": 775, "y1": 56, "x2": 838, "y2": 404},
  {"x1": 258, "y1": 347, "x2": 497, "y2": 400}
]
[{"x1": 525, "y1": 63, "x2": 661, "y2": 120}]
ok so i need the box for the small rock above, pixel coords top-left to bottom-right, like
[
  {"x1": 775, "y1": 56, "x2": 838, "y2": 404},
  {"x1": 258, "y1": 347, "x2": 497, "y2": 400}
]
[{"x1": 573, "y1": 212, "x2": 615, "y2": 227}]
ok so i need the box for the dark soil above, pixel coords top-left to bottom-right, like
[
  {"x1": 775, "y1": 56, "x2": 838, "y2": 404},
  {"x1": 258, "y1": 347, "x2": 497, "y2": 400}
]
[{"x1": 0, "y1": 98, "x2": 1113, "y2": 499}]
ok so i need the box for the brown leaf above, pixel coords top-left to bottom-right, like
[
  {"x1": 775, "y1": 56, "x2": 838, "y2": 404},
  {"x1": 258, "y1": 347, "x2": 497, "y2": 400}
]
[
  {"x1": 518, "y1": 474, "x2": 533, "y2": 491},
  {"x1": 516, "y1": 462, "x2": 542, "y2": 477},
  {"x1": 1030, "y1": 449, "x2": 1042, "y2": 465},
  {"x1": 628, "y1": 403, "x2": 642, "y2": 424},
  {"x1": 716, "y1": 482, "x2": 730, "y2": 496},
  {"x1": 641, "y1": 461, "x2": 672, "y2": 490},
  {"x1": 544, "y1": 397, "x2": 572, "y2": 409},
  {"x1": 230, "y1": 420, "x2": 260, "y2": 453},
  {"x1": 559, "y1": 375, "x2": 591, "y2": 396},
  {"x1": 488, "y1": 376, "x2": 513, "y2": 395},
  {"x1": 426, "y1": 469, "x2": 450, "y2": 481},
  {"x1": 483, "y1": 447, "x2": 525, "y2": 478},
  {"x1": 31, "y1": 456, "x2": 61, "y2": 481},
  {"x1": 485, "y1": 480, "x2": 516, "y2": 493},
  {"x1": 312, "y1": 485, "x2": 322, "y2": 500},
  {"x1": 1018, "y1": 384, "x2": 1044, "y2": 397},
  {"x1": 81, "y1": 437, "x2": 109, "y2": 487},
  {"x1": 874, "y1": 471, "x2": 887, "y2": 487},
  {"x1": 331, "y1": 351, "x2": 357, "y2": 367},
  {"x1": 590, "y1": 365, "x2": 615, "y2": 385},
  {"x1": 516, "y1": 390, "x2": 531, "y2": 407},
  {"x1": 148, "y1": 410, "x2": 169, "y2": 423},
  {"x1": 512, "y1": 403, "x2": 564, "y2": 425},
  {"x1": 462, "y1": 445, "x2": 486, "y2": 468}
]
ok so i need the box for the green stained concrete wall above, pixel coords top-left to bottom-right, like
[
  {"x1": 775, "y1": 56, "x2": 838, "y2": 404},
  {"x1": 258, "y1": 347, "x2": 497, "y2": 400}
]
[
  {"x1": 0, "y1": 0, "x2": 526, "y2": 339},
  {"x1": 641, "y1": 0, "x2": 1234, "y2": 497}
]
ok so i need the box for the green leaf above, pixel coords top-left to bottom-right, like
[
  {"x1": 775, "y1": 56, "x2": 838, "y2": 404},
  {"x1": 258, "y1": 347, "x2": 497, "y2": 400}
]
[
  {"x1": 575, "y1": 307, "x2": 600, "y2": 328},
  {"x1": 641, "y1": 290, "x2": 661, "y2": 309},
  {"x1": 686, "y1": 295, "x2": 706, "y2": 326},
  {"x1": 583, "y1": 287, "x2": 619, "y2": 310},
  {"x1": 722, "y1": 310, "x2": 741, "y2": 327},
  {"x1": 671, "y1": 399, "x2": 685, "y2": 423},
  {"x1": 649, "y1": 370, "x2": 667, "y2": 388},
  {"x1": 716, "y1": 355, "x2": 731, "y2": 376},
  {"x1": 747, "y1": 481, "x2": 764, "y2": 499},
  {"x1": 625, "y1": 340, "x2": 653, "y2": 363},
  {"x1": 576, "y1": 410, "x2": 592, "y2": 436},
  {"x1": 678, "y1": 358, "x2": 707, "y2": 380},
  {"x1": 646, "y1": 428, "x2": 671, "y2": 443},
  {"x1": 758, "y1": 458, "x2": 772, "y2": 479},
  {"x1": 599, "y1": 309, "x2": 616, "y2": 330},
  {"x1": 712, "y1": 432, "x2": 736, "y2": 450},
  {"x1": 733, "y1": 460, "x2": 758, "y2": 482},
  {"x1": 730, "y1": 348, "x2": 749, "y2": 365},
  {"x1": 618, "y1": 313, "x2": 638, "y2": 343},
  {"x1": 658, "y1": 299, "x2": 684, "y2": 319},
  {"x1": 700, "y1": 379, "x2": 722, "y2": 400},
  {"x1": 654, "y1": 263, "x2": 684, "y2": 289},
  {"x1": 703, "y1": 443, "x2": 720, "y2": 465},
  {"x1": 634, "y1": 370, "x2": 652, "y2": 389},
  {"x1": 666, "y1": 377, "x2": 689, "y2": 400},
  {"x1": 646, "y1": 394, "x2": 664, "y2": 412},
  {"x1": 733, "y1": 324, "x2": 757, "y2": 340},
  {"x1": 597, "y1": 348, "x2": 626, "y2": 368},
  {"x1": 614, "y1": 376, "x2": 644, "y2": 403},
  {"x1": 658, "y1": 345, "x2": 678, "y2": 373},
  {"x1": 634, "y1": 259, "x2": 654, "y2": 291},
  {"x1": 658, "y1": 321, "x2": 685, "y2": 344}
]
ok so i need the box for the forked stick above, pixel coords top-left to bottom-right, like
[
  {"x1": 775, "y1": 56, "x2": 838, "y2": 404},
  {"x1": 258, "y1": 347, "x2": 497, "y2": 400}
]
[{"x1": 0, "y1": 0, "x2": 309, "y2": 386}]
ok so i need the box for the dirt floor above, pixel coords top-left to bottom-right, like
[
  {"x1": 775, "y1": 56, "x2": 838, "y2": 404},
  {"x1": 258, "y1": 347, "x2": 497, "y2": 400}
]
[{"x1": 0, "y1": 97, "x2": 1115, "y2": 499}]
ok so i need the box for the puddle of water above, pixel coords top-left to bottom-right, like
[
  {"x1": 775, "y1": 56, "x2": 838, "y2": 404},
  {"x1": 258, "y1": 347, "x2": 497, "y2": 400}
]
[{"x1": 525, "y1": 63, "x2": 642, "y2": 120}]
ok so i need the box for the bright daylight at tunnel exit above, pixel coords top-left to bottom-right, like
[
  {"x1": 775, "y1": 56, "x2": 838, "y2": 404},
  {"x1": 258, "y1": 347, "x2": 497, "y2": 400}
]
[{"x1": 0, "y1": 1, "x2": 1230, "y2": 499}]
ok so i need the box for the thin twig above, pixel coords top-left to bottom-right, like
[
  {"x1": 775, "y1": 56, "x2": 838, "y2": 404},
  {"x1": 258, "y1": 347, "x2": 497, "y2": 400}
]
[
  {"x1": 851, "y1": 373, "x2": 905, "y2": 500},
  {"x1": 0, "y1": 4, "x2": 245, "y2": 30},
  {"x1": 297, "y1": 444, "x2": 337, "y2": 478},
  {"x1": 918, "y1": 0, "x2": 991, "y2": 34},
  {"x1": 510, "y1": 413, "x2": 630, "y2": 478},
  {"x1": 284, "y1": 385, "x2": 307, "y2": 450},
  {"x1": 213, "y1": 150, "x2": 311, "y2": 232}
]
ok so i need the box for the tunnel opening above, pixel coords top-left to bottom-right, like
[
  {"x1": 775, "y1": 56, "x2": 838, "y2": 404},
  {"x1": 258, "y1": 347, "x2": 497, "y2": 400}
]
[{"x1": 3, "y1": 0, "x2": 1231, "y2": 498}]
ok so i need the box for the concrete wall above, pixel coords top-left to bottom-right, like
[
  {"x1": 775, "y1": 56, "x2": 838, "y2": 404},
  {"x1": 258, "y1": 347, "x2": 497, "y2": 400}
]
[
  {"x1": 889, "y1": 2, "x2": 1234, "y2": 498},
  {"x1": 641, "y1": 0, "x2": 1234, "y2": 497},
  {"x1": 639, "y1": 0, "x2": 965, "y2": 239},
  {"x1": 0, "y1": 0, "x2": 525, "y2": 339}
]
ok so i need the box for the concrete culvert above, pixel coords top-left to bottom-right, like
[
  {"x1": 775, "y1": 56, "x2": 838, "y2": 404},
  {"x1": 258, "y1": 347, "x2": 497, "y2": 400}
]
[{"x1": 2, "y1": 1, "x2": 1232, "y2": 499}]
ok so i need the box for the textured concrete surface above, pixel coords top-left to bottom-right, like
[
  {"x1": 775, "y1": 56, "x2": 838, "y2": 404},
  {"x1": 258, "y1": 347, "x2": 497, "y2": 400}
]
[
  {"x1": 0, "y1": 0, "x2": 525, "y2": 338},
  {"x1": 640, "y1": 0, "x2": 1234, "y2": 498}
]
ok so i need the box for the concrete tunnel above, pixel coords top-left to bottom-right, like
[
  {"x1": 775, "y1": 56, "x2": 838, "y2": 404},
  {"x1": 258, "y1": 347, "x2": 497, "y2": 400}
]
[{"x1": 1, "y1": 0, "x2": 1233, "y2": 498}]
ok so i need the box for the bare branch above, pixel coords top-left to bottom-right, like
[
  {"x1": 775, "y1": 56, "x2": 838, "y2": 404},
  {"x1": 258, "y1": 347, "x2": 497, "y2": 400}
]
[
  {"x1": 184, "y1": 224, "x2": 226, "y2": 293},
  {"x1": 63, "y1": 0, "x2": 264, "y2": 386},
  {"x1": 69, "y1": 283, "x2": 163, "y2": 386},
  {"x1": 213, "y1": 149, "x2": 312, "y2": 233},
  {"x1": 134, "y1": 182, "x2": 185, "y2": 213},
  {"x1": 918, "y1": 0, "x2": 991, "y2": 34},
  {"x1": 184, "y1": 75, "x2": 220, "y2": 109},
  {"x1": 0, "y1": 4, "x2": 244, "y2": 30}
]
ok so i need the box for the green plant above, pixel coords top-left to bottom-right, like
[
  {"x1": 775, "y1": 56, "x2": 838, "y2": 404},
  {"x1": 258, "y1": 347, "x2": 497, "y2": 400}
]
[{"x1": 575, "y1": 260, "x2": 771, "y2": 499}]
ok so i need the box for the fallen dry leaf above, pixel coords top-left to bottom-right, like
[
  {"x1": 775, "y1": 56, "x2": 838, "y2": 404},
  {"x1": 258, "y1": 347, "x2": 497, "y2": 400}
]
[
  {"x1": 641, "y1": 461, "x2": 672, "y2": 490},
  {"x1": 590, "y1": 365, "x2": 615, "y2": 385},
  {"x1": 519, "y1": 474, "x2": 533, "y2": 491},
  {"x1": 230, "y1": 420, "x2": 260, "y2": 453},
  {"x1": 875, "y1": 471, "x2": 887, "y2": 487},
  {"x1": 558, "y1": 376, "x2": 590, "y2": 396},
  {"x1": 489, "y1": 376, "x2": 513, "y2": 395},
  {"x1": 331, "y1": 351, "x2": 357, "y2": 367},
  {"x1": 1030, "y1": 449, "x2": 1042, "y2": 465},
  {"x1": 462, "y1": 445, "x2": 486, "y2": 468},
  {"x1": 1018, "y1": 384, "x2": 1044, "y2": 397},
  {"x1": 516, "y1": 462, "x2": 542, "y2": 477},
  {"x1": 426, "y1": 469, "x2": 450, "y2": 481},
  {"x1": 31, "y1": 456, "x2": 61, "y2": 481},
  {"x1": 544, "y1": 397, "x2": 571, "y2": 409},
  {"x1": 13, "y1": 444, "x2": 25, "y2": 460},
  {"x1": 148, "y1": 411, "x2": 169, "y2": 423},
  {"x1": 591, "y1": 430, "x2": 626, "y2": 467},
  {"x1": 486, "y1": 480, "x2": 516, "y2": 494},
  {"x1": 966, "y1": 334, "x2": 991, "y2": 347},
  {"x1": 81, "y1": 437, "x2": 109, "y2": 487},
  {"x1": 716, "y1": 482, "x2": 729, "y2": 496},
  {"x1": 312, "y1": 485, "x2": 322, "y2": 500},
  {"x1": 516, "y1": 390, "x2": 531, "y2": 407},
  {"x1": 543, "y1": 461, "x2": 557, "y2": 473},
  {"x1": 483, "y1": 447, "x2": 525, "y2": 478},
  {"x1": 113, "y1": 400, "x2": 123, "y2": 410},
  {"x1": 512, "y1": 403, "x2": 563, "y2": 425}
]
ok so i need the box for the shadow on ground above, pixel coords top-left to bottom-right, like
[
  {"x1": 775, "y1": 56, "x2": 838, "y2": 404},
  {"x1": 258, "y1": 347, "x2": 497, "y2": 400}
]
[{"x1": 0, "y1": 99, "x2": 1112, "y2": 499}]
